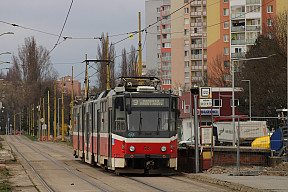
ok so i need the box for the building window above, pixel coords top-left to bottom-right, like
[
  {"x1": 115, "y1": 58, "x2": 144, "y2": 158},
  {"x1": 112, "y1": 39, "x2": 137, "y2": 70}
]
[
  {"x1": 157, "y1": 17, "x2": 161, "y2": 22},
  {"x1": 224, "y1": 74, "x2": 230, "y2": 81},
  {"x1": 184, "y1": 18, "x2": 189, "y2": 25},
  {"x1": 157, "y1": 35, "x2": 161, "y2": 40},
  {"x1": 223, "y1": 21, "x2": 229, "y2": 29},
  {"x1": 184, "y1": 40, "x2": 189, "y2": 46},
  {"x1": 223, "y1": 8, "x2": 229, "y2": 16},
  {"x1": 157, "y1": 7, "x2": 161, "y2": 13},
  {"x1": 184, "y1": 29, "x2": 189, "y2": 36},
  {"x1": 185, "y1": 61, "x2": 189, "y2": 67},
  {"x1": 223, "y1": 34, "x2": 229, "y2": 42},
  {"x1": 184, "y1": 0, "x2": 188, "y2": 3},
  {"x1": 268, "y1": 32, "x2": 273, "y2": 39},
  {"x1": 223, "y1": 0, "x2": 228, "y2": 3},
  {"x1": 185, "y1": 83, "x2": 190, "y2": 89},
  {"x1": 213, "y1": 99, "x2": 222, "y2": 107},
  {"x1": 267, "y1": 19, "x2": 273, "y2": 26},
  {"x1": 185, "y1": 72, "x2": 189, "y2": 78},
  {"x1": 224, "y1": 47, "x2": 229, "y2": 55},
  {"x1": 230, "y1": 99, "x2": 239, "y2": 107},
  {"x1": 162, "y1": 43, "x2": 171, "y2": 48},
  {"x1": 185, "y1": 50, "x2": 189, "y2": 57},
  {"x1": 224, "y1": 60, "x2": 230, "y2": 68},
  {"x1": 157, "y1": 44, "x2": 161, "y2": 49},
  {"x1": 157, "y1": 26, "x2": 161, "y2": 31},
  {"x1": 267, "y1": 5, "x2": 273, "y2": 13},
  {"x1": 157, "y1": 53, "x2": 161, "y2": 58},
  {"x1": 184, "y1": 8, "x2": 189, "y2": 14}
]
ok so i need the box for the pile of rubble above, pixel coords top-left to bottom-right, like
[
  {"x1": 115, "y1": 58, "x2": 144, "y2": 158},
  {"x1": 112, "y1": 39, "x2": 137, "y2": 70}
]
[{"x1": 203, "y1": 162, "x2": 288, "y2": 176}]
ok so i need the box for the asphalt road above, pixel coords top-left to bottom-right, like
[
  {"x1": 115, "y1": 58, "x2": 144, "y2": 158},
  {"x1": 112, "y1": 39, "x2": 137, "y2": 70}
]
[{"x1": 4, "y1": 135, "x2": 228, "y2": 192}]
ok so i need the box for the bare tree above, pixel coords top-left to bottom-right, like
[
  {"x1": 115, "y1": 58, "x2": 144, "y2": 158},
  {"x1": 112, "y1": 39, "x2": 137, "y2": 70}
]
[
  {"x1": 207, "y1": 54, "x2": 230, "y2": 87},
  {"x1": 96, "y1": 33, "x2": 116, "y2": 91},
  {"x1": 127, "y1": 45, "x2": 139, "y2": 76}
]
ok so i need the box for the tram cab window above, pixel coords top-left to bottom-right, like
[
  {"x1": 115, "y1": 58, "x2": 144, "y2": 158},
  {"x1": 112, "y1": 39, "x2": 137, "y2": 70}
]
[{"x1": 114, "y1": 97, "x2": 125, "y2": 131}]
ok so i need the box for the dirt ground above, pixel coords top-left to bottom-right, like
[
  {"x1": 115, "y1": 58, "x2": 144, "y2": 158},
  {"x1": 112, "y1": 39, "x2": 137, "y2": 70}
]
[{"x1": 203, "y1": 162, "x2": 288, "y2": 176}]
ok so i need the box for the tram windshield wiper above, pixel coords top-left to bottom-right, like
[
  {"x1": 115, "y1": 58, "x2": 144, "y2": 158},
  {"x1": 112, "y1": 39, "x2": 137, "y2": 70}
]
[
  {"x1": 139, "y1": 111, "x2": 142, "y2": 134},
  {"x1": 157, "y1": 112, "x2": 161, "y2": 135}
]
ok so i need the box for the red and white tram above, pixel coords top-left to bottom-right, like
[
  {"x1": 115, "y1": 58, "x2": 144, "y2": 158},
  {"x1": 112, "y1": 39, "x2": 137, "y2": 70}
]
[{"x1": 73, "y1": 77, "x2": 178, "y2": 174}]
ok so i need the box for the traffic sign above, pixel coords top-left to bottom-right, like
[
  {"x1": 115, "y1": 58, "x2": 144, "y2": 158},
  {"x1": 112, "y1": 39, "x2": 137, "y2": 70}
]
[
  {"x1": 42, "y1": 124, "x2": 47, "y2": 130},
  {"x1": 200, "y1": 99, "x2": 212, "y2": 107},
  {"x1": 40, "y1": 118, "x2": 45, "y2": 123},
  {"x1": 184, "y1": 105, "x2": 190, "y2": 113},
  {"x1": 200, "y1": 87, "x2": 212, "y2": 98}
]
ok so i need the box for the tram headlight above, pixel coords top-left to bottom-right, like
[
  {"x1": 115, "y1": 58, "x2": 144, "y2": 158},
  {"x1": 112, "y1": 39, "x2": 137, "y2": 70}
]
[
  {"x1": 129, "y1": 145, "x2": 135, "y2": 152},
  {"x1": 161, "y1": 146, "x2": 167, "y2": 152}
]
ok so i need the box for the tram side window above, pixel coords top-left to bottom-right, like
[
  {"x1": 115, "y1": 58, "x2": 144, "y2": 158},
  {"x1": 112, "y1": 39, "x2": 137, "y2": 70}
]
[
  {"x1": 114, "y1": 97, "x2": 125, "y2": 131},
  {"x1": 73, "y1": 109, "x2": 78, "y2": 132}
]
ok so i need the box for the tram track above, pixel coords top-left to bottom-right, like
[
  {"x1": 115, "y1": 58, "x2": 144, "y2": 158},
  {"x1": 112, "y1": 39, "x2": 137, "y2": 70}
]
[
  {"x1": 7, "y1": 136, "x2": 55, "y2": 192},
  {"x1": 8, "y1": 135, "x2": 227, "y2": 192},
  {"x1": 9, "y1": 135, "x2": 109, "y2": 192}
]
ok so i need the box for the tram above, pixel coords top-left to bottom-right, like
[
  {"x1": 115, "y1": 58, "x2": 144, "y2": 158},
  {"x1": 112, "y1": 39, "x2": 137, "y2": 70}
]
[{"x1": 73, "y1": 77, "x2": 178, "y2": 174}]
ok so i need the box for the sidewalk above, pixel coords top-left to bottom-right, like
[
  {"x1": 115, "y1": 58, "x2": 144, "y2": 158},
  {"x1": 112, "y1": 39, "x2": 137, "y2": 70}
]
[{"x1": 182, "y1": 172, "x2": 288, "y2": 192}]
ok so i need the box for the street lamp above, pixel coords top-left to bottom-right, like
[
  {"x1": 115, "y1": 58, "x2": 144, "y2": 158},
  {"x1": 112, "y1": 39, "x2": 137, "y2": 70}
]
[
  {"x1": 231, "y1": 54, "x2": 276, "y2": 146},
  {"x1": 0, "y1": 32, "x2": 14, "y2": 36},
  {"x1": 0, "y1": 52, "x2": 11, "y2": 56},
  {"x1": 0, "y1": 62, "x2": 10, "y2": 65},
  {"x1": 58, "y1": 98, "x2": 62, "y2": 136},
  {"x1": 241, "y1": 80, "x2": 251, "y2": 121}
]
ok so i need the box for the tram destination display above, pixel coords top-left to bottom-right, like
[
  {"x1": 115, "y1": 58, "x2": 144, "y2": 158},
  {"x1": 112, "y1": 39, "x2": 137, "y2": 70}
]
[{"x1": 131, "y1": 98, "x2": 169, "y2": 107}]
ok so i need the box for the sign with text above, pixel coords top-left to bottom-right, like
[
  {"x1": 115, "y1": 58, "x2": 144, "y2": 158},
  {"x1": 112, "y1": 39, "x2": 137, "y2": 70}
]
[
  {"x1": 42, "y1": 124, "x2": 47, "y2": 130},
  {"x1": 193, "y1": 109, "x2": 220, "y2": 116},
  {"x1": 131, "y1": 98, "x2": 168, "y2": 107},
  {"x1": 184, "y1": 105, "x2": 190, "y2": 113},
  {"x1": 201, "y1": 127, "x2": 212, "y2": 145},
  {"x1": 200, "y1": 99, "x2": 212, "y2": 108},
  {"x1": 200, "y1": 87, "x2": 212, "y2": 99}
]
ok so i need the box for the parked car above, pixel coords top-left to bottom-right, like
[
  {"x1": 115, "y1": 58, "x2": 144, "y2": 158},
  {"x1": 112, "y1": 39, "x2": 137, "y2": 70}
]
[{"x1": 179, "y1": 136, "x2": 195, "y2": 147}]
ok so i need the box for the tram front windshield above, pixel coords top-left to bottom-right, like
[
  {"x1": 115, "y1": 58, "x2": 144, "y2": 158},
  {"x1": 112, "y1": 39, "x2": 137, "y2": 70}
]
[
  {"x1": 126, "y1": 98, "x2": 170, "y2": 132},
  {"x1": 127, "y1": 110, "x2": 169, "y2": 132}
]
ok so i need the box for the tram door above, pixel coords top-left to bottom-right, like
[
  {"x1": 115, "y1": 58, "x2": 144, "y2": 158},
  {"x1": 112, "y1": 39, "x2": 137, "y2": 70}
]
[
  {"x1": 108, "y1": 108, "x2": 112, "y2": 166},
  {"x1": 97, "y1": 109, "x2": 101, "y2": 163}
]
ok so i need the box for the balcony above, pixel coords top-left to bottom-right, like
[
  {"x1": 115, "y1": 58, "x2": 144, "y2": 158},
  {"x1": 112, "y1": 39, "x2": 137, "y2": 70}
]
[
  {"x1": 246, "y1": 38, "x2": 257, "y2": 44},
  {"x1": 190, "y1": 1, "x2": 206, "y2": 6},
  {"x1": 162, "y1": 19, "x2": 170, "y2": 24},
  {"x1": 231, "y1": 52, "x2": 246, "y2": 58},
  {"x1": 231, "y1": 12, "x2": 245, "y2": 19},
  {"x1": 231, "y1": 26, "x2": 245, "y2": 32},
  {"x1": 162, "y1": 10, "x2": 170, "y2": 15},
  {"x1": 191, "y1": 11, "x2": 202, "y2": 17},
  {"x1": 162, "y1": 56, "x2": 171, "y2": 61},
  {"x1": 231, "y1": 39, "x2": 245, "y2": 45},
  {"x1": 191, "y1": 77, "x2": 202, "y2": 81},
  {"x1": 190, "y1": 22, "x2": 202, "y2": 27},
  {"x1": 191, "y1": 43, "x2": 207, "y2": 49},
  {"x1": 162, "y1": 28, "x2": 171, "y2": 33},
  {"x1": 162, "y1": 0, "x2": 170, "y2": 6},
  {"x1": 162, "y1": 38, "x2": 171, "y2": 43},
  {"x1": 246, "y1": 0, "x2": 260, "y2": 5},
  {"x1": 246, "y1": 25, "x2": 261, "y2": 31},
  {"x1": 191, "y1": 54, "x2": 207, "y2": 60},
  {"x1": 191, "y1": 32, "x2": 207, "y2": 37},
  {"x1": 191, "y1": 65, "x2": 207, "y2": 71}
]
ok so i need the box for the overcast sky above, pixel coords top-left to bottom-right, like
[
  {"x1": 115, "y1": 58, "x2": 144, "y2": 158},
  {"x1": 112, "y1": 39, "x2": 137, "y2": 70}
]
[{"x1": 0, "y1": 0, "x2": 147, "y2": 87}]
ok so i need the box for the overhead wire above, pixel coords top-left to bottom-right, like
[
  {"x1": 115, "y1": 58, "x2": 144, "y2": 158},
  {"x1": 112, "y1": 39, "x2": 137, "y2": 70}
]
[{"x1": 49, "y1": 0, "x2": 74, "y2": 54}]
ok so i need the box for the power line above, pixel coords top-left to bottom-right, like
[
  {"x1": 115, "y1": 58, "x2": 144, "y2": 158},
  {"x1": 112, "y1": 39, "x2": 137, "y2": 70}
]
[{"x1": 49, "y1": 0, "x2": 74, "y2": 54}]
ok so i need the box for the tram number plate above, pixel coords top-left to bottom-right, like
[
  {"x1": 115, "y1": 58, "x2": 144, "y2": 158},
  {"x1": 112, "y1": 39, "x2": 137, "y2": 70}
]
[{"x1": 144, "y1": 146, "x2": 151, "y2": 151}]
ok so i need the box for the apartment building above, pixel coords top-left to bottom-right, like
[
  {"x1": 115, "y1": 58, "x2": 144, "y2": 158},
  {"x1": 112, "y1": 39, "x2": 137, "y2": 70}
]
[
  {"x1": 147, "y1": 0, "x2": 288, "y2": 90},
  {"x1": 146, "y1": 0, "x2": 172, "y2": 90}
]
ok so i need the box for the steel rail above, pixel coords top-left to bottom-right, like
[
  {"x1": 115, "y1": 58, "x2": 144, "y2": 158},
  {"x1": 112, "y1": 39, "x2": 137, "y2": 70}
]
[
  {"x1": 14, "y1": 136, "x2": 109, "y2": 192},
  {"x1": 122, "y1": 175, "x2": 168, "y2": 192},
  {"x1": 7, "y1": 136, "x2": 55, "y2": 192},
  {"x1": 168, "y1": 176, "x2": 223, "y2": 192}
]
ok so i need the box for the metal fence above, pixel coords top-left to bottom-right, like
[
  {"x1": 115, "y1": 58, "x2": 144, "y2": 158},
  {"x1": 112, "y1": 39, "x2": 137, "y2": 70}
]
[{"x1": 207, "y1": 116, "x2": 287, "y2": 175}]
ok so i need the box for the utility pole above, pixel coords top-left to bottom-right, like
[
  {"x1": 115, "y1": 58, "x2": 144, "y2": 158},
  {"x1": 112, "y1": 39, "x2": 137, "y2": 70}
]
[
  {"x1": 28, "y1": 107, "x2": 30, "y2": 135},
  {"x1": 13, "y1": 111, "x2": 15, "y2": 135},
  {"x1": 85, "y1": 54, "x2": 88, "y2": 101},
  {"x1": 43, "y1": 98, "x2": 45, "y2": 138},
  {"x1": 20, "y1": 112, "x2": 21, "y2": 135},
  {"x1": 54, "y1": 84, "x2": 56, "y2": 140},
  {"x1": 48, "y1": 90, "x2": 50, "y2": 140},
  {"x1": 32, "y1": 106, "x2": 34, "y2": 136},
  {"x1": 138, "y1": 12, "x2": 142, "y2": 77},
  {"x1": 106, "y1": 36, "x2": 110, "y2": 90},
  {"x1": 71, "y1": 67, "x2": 74, "y2": 136},
  {"x1": 62, "y1": 77, "x2": 64, "y2": 141}
]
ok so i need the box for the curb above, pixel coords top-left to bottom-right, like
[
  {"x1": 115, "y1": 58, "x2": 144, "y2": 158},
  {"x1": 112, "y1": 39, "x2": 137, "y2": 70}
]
[{"x1": 181, "y1": 173, "x2": 271, "y2": 192}]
